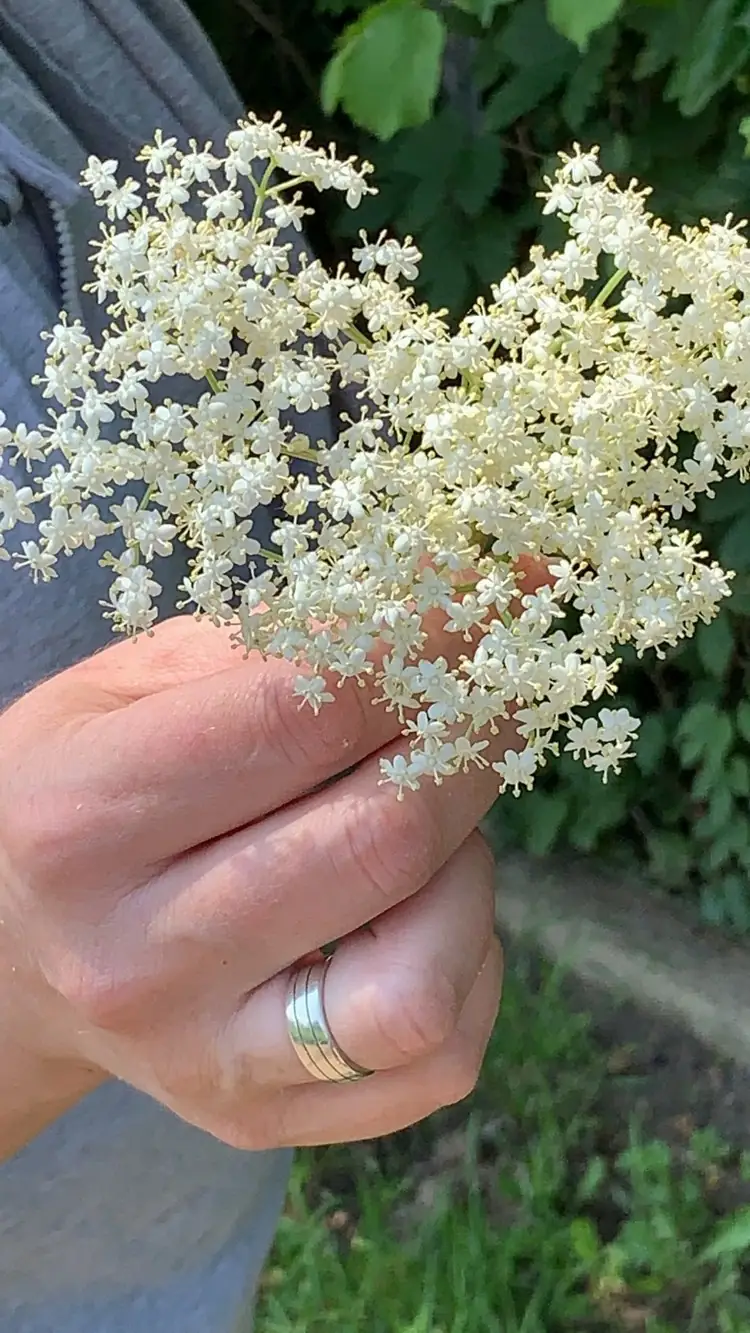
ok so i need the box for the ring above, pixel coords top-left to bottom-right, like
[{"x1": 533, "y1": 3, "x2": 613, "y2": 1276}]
[{"x1": 286, "y1": 956, "x2": 372, "y2": 1084}]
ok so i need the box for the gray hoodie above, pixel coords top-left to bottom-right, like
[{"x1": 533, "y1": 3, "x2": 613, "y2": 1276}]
[{"x1": 0, "y1": 4, "x2": 293, "y2": 1329}]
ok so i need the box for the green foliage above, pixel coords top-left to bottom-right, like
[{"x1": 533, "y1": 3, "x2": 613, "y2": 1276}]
[
  {"x1": 321, "y1": 0, "x2": 446, "y2": 139},
  {"x1": 547, "y1": 0, "x2": 624, "y2": 52},
  {"x1": 196, "y1": 0, "x2": 750, "y2": 932},
  {"x1": 256, "y1": 969, "x2": 750, "y2": 1332}
]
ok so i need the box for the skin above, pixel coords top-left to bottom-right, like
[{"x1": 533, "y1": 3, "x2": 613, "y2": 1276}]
[{"x1": 0, "y1": 569, "x2": 547, "y2": 1163}]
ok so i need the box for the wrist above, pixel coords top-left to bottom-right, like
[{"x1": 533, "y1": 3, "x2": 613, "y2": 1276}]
[
  {"x1": 0, "y1": 947, "x2": 104, "y2": 1161},
  {"x1": 1, "y1": 1037, "x2": 103, "y2": 1161}
]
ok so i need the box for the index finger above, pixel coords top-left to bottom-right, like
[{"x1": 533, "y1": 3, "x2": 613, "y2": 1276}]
[
  {"x1": 23, "y1": 559, "x2": 550, "y2": 882},
  {"x1": 22, "y1": 606, "x2": 480, "y2": 882}
]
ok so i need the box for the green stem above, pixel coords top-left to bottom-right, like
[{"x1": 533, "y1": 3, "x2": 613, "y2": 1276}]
[
  {"x1": 283, "y1": 445, "x2": 319, "y2": 463},
  {"x1": 592, "y1": 266, "x2": 628, "y2": 310},
  {"x1": 344, "y1": 323, "x2": 372, "y2": 350},
  {"x1": 250, "y1": 160, "x2": 277, "y2": 228},
  {"x1": 205, "y1": 368, "x2": 222, "y2": 394},
  {"x1": 267, "y1": 175, "x2": 306, "y2": 196}
]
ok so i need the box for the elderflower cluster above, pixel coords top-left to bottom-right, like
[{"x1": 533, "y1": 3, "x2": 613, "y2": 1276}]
[{"x1": 2, "y1": 114, "x2": 749, "y2": 796}]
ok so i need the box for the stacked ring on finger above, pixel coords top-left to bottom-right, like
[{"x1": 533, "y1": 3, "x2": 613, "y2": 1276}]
[{"x1": 286, "y1": 956, "x2": 373, "y2": 1084}]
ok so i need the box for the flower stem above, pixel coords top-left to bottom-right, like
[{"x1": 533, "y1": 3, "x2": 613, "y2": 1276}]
[
  {"x1": 250, "y1": 160, "x2": 276, "y2": 228},
  {"x1": 592, "y1": 266, "x2": 628, "y2": 310},
  {"x1": 283, "y1": 445, "x2": 319, "y2": 463},
  {"x1": 344, "y1": 323, "x2": 372, "y2": 350}
]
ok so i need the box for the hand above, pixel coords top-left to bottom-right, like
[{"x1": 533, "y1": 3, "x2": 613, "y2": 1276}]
[{"x1": 0, "y1": 611, "x2": 512, "y2": 1153}]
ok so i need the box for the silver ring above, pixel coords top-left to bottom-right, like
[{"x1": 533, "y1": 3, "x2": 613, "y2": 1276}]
[{"x1": 285, "y1": 956, "x2": 372, "y2": 1084}]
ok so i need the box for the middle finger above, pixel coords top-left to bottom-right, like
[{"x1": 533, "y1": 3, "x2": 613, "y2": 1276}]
[{"x1": 154, "y1": 712, "x2": 518, "y2": 978}]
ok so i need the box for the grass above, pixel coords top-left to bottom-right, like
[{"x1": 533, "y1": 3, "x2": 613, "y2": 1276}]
[{"x1": 256, "y1": 961, "x2": 750, "y2": 1333}]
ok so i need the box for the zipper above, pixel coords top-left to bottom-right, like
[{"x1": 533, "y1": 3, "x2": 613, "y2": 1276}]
[
  {"x1": 47, "y1": 194, "x2": 80, "y2": 319},
  {"x1": 0, "y1": 125, "x2": 83, "y2": 318}
]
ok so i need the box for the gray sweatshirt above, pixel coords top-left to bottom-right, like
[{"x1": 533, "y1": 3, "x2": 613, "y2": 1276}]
[{"x1": 0, "y1": 3, "x2": 295, "y2": 1329}]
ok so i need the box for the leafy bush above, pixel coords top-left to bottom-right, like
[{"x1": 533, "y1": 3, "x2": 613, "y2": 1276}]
[{"x1": 194, "y1": 0, "x2": 750, "y2": 931}]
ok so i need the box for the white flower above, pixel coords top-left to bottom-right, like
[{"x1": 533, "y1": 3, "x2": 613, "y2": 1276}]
[
  {"x1": 80, "y1": 156, "x2": 119, "y2": 199},
  {"x1": 138, "y1": 131, "x2": 178, "y2": 176},
  {"x1": 293, "y1": 674, "x2": 335, "y2": 713},
  {"x1": 493, "y1": 747, "x2": 539, "y2": 795},
  {"x1": 15, "y1": 541, "x2": 57, "y2": 581},
  {"x1": 0, "y1": 122, "x2": 746, "y2": 800},
  {"x1": 378, "y1": 753, "x2": 421, "y2": 797},
  {"x1": 597, "y1": 708, "x2": 640, "y2": 745},
  {"x1": 203, "y1": 188, "x2": 243, "y2": 221},
  {"x1": 352, "y1": 232, "x2": 421, "y2": 282},
  {"x1": 106, "y1": 178, "x2": 143, "y2": 220}
]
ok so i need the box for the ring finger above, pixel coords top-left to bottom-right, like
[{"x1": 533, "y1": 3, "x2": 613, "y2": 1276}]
[
  {"x1": 217, "y1": 830, "x2": 497, "y2": 1089},
  {"x1": 251, "y1": 937, "x2": 502, "y2": 1149}
]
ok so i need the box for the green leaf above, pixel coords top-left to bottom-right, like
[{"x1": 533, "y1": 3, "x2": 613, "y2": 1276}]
[
  {"x1": 721, "y1": 873, "x2": 750, "y2": 932},
  {"x1": 696, "y1": 614, "x2": 735, "y2": 681},
  {"x1": 700, "y1": 1206, "x2": 750, "y2": 1264},
  {"x1": 561, "y1": 22, "x2": 619, "y2": 130},
  {"x1": 646, "y1": 829, "x2": 691, "y2": 887},
  {"x1": 705, "y1": 712, "x2": 735, "y2": 776},
  {"x1": 390, "y1": 108, "x2": 462, "y2": 175},
  {"x1": 728, "y1": 754, "x2": 750, "y2": 797},
  {"x1": 703, "y1": 827, "x2": 738, "y2": 874},
  {"x1": 484, "y1": 57, "x2": 574, "y2": 129},
  {"x1": 316, "y1": 0, "x2": 367, "y2": 12},
  {"x1": 576, "y1": 1156, "x2": 606, "y2": 1203},
  {"x1": 692, "y1": 760, "x2": 721, "y2": 802},
  {"x1": 721, "y1": 510, "x2": 750, "y2": 572},
  {"x1": 694, "y1": 782, "x2": 734, "y2": 839},
  {"x1": 697, "y1": 475, "x2": 748, "y2": 523},
  {"x1": 320, "y1": 45, "x2": 349, "y2": 116},
  {"x1": 452, "y1": 0, "x2": 513, "y2": 24},
  {"x1": 737, "y1": 701, "x2": 750, "y2": 745},
  {"x1": 501, "y1": 0, "x2": 573, "y2": 66},
  {"x1": 666, "y1": 0, "x2": 750, "y2": 117},
  {"x1": 468, "y1": 208, "x2": 518, "y2": 284},
  {"x1": 569, "y1": 1216, "x2": 601, "y2": 1262},
  {"x1": 546, "y1": 0, "x2": 623, "y2": 52},
  {"x1": 635, "y1": 712, "x2": 668, "y2": 777},
  {"x1": 676, "y1": 700, "x2": 724, "y2": 765},
  {"x1": 416, "y1": 208, "x2": 474, "y2": 312},
  {"x1": 631, "y1": 0, "x2": 705, "y2": 81},
  {"x1": 523, "y1": 791, "x2": 569, "y2": 855},
  {"x1": 321, "y1": 1, "x2": 447, "y2": 139},
  {"x1": 459, "y1": 134, "x2": 506, "y2": 216}
]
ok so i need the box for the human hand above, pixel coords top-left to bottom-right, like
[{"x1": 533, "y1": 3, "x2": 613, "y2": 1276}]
[{"x1": 0, "y1": 610, "x2": 516, "y2": 1152}]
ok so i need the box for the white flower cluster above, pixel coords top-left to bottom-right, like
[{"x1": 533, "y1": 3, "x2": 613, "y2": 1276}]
[{"x1": 1, "y1": 116, "x2": 748, "y2": 796}]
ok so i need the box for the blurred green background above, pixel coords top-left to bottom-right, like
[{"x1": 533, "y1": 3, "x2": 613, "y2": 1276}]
[{"x1": 191, "y1": 0, "x2": 750, "y2": 934}]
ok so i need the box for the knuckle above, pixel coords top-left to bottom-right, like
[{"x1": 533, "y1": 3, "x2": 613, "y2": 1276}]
[
  {"x1": 258, "y1": 667, "x2": 366, "y2": 779},
  {"x1": 1, "y1": 787, "x2": 80, "y2": 890},
  {"x1": 375, "y1": 967, "x2": 460, "y2": 1061},
  {"x1": 339, "y1": 789, "x2": 441, "y2": 907},
  {"x1": 54, "y1": 956, "x2": 153, "y2": 1034}
]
